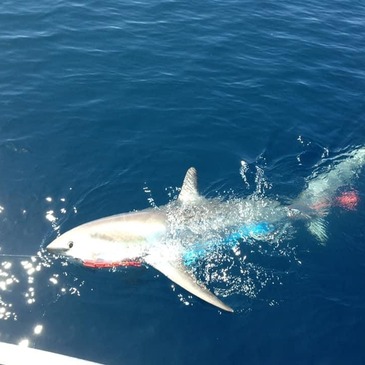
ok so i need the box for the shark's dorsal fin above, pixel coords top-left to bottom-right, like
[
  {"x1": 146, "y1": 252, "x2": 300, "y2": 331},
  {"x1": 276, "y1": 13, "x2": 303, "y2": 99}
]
[{"x1": 178, "y1": 167, "x2": 200, "y2": 203}]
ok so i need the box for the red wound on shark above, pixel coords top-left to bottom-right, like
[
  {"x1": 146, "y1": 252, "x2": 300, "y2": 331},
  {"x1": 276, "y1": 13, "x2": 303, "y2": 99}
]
[
  {"x1": 82, "y1": 260, "x2": 142, "y2": 268},
  {"x1": 335, "y1": 190, "x2": 359, "y2": 210}
]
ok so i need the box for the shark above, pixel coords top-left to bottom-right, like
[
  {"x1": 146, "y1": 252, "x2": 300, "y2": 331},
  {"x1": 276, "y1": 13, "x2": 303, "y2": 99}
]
[{"x1": 46, "y1": 146, "x2": 365, "y2": 312}]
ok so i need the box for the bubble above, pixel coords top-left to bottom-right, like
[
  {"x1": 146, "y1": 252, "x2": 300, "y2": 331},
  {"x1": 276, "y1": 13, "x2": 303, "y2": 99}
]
[
  {"x1": 33, "y1": 324, "x2": 43, "y2": 335},
  {"x1": 45, "y1": 210, "x2": 57, "y2": 222},
  {"x1": 49, "y1": 277, "x2": 58, "y2": 285},
  {"x1": 2, "y1": 262, "x2": 12, "y2": 270}
]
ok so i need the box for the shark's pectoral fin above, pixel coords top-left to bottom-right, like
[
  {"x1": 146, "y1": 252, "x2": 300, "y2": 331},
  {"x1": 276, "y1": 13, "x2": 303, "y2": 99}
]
[
  {"x1": 144, "y1": 253, "x2": 233, "y2": 313},
  {"x1": 307, "y1": 218, "x2": 328, "y2": 245}
]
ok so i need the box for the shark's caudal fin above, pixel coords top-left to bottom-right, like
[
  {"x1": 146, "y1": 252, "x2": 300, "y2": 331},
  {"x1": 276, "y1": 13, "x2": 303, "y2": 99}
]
[
  {"x1": 178, "y1": 167, "x2": 200, "y2": 203},
  {"x1": 144, "y1": 252, "x2": 234, "y2": 312},
  {"x1": 295, "y1": 146, "x2": 365, "y2": 244}
]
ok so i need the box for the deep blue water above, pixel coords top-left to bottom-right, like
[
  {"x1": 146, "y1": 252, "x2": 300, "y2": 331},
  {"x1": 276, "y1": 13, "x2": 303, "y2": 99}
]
[{"x1": 1, "y1": 0, "x2": 365, "y2": 364}]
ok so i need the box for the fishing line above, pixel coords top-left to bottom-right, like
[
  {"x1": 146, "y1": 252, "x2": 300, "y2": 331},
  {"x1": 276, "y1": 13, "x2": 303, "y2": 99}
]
[
  {"x1": 0, "y1": 254, "x2": 37, "y2": 258},
  {"x1": 0, "y1": 248, "x2": 50, "y2": 261}
]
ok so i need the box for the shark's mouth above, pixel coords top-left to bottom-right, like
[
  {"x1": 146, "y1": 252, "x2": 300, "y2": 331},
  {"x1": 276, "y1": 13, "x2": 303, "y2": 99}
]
[{"x1": 82, "y1": 259, "x2": 142, "y2": 269}]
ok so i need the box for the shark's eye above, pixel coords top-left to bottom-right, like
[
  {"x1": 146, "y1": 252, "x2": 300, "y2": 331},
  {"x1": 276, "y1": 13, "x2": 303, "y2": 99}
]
[{"x1": 68, "y1": 241, "x2": 74, "y2": 249}]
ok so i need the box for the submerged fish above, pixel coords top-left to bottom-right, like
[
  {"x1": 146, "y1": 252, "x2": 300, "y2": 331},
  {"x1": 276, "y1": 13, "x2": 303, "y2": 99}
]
[{"x1": 46, "y1": 146, "x2": 365, "y2": 312}]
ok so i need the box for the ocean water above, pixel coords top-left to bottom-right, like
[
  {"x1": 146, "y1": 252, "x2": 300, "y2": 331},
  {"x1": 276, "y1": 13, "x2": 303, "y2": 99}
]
[{"x1": 1, "y1": 0, "x2": 365, "y2": 364}]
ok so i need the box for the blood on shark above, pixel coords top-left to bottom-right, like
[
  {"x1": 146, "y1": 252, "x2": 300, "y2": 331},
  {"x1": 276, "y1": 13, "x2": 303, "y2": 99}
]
[{"x1": 46, "y1": 146, "x2": 365, "y2": 312}]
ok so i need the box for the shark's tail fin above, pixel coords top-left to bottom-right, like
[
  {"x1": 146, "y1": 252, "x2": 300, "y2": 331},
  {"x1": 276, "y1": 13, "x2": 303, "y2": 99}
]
[
  {"x1": 294, "y1": 146, "x2": 365, "y2": 244},
  {"x1": 305, "y1": 189, "x2": 360, "y2": 245}
]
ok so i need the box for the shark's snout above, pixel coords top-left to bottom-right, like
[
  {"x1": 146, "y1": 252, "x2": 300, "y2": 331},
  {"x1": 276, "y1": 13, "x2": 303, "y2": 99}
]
[{"x1": 46, "y1": 235, "x2": 74, "y2": 255}]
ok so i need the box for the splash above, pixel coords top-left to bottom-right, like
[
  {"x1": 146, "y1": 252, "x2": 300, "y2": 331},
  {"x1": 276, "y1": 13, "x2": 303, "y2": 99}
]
[{"x1": 161, "y1": 161, "x2": 299, "y2": 311}]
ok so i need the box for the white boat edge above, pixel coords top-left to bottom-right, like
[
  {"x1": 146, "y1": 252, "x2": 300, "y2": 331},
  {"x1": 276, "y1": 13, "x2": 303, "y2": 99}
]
[{"x1": 0, "y1": 341, "x2": 104, "y2": 365}]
